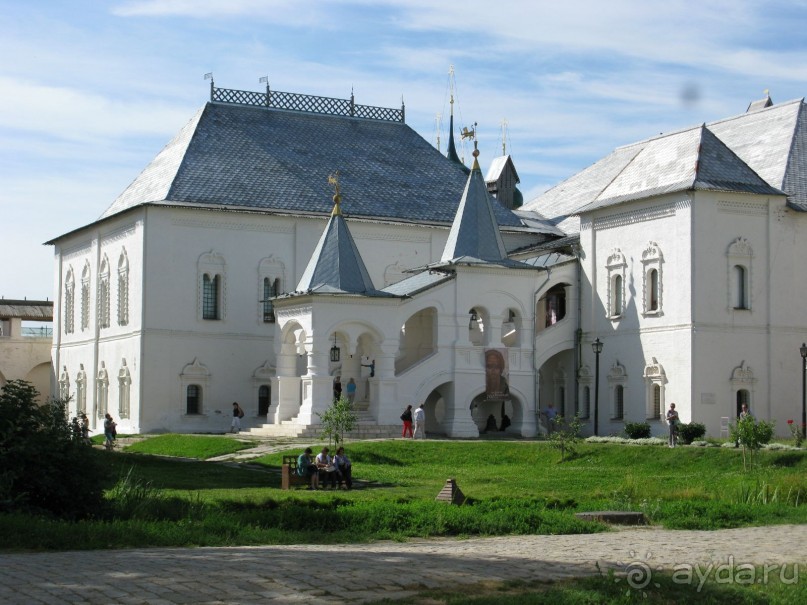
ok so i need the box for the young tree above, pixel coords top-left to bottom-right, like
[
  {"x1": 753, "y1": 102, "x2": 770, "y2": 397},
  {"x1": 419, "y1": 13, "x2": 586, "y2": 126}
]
[
  {"x1": 548, "y1": 414, "x2": 582, "y2": 462},
  {"x1": 730, "y1": 415, "x2": 775, "y2": 471},
  {"x1": 317, "y1": 395, "x2": 358, "y2": 446},
  {"x1": 0, "y1": 380, "x2": 106, "y2": 518}
]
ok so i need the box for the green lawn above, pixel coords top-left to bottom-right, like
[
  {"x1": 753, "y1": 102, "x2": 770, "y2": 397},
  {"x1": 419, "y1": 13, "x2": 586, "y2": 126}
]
[
  {"x1": 1, "y1": 438, "x2": 805, "y2": 552},
  {"x1": 123, "y1": 434, "x2": 255, "y2": 459}
]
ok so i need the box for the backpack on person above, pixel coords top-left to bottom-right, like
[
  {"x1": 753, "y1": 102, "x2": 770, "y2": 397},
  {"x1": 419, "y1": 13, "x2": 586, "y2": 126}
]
[{"x1": 238, "y1": 406, "x2": 245, "y2": 419}]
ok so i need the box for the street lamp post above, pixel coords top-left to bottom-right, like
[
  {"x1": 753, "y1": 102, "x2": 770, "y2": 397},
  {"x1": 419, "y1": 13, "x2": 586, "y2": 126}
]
[
  {"x1": 592, "y1": 338, "x2": 603, "y2": 436},
  {"x1": 800, "y1": 343, "x2": 807, "y2": 439}
]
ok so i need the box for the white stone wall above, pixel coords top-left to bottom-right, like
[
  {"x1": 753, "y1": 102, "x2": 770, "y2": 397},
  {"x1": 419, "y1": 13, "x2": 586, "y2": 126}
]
[{"x1": 581, "y1": 193, "x2": 694, "y2": 436}]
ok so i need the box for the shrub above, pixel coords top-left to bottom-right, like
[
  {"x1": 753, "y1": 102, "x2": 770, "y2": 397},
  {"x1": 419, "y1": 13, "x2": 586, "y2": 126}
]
[
  {"x1": 623, "y1": 422, "x2": 651, "y2": 439},
  {"x1": 317, "y1": 395, "x2": 357, "y2": 446},
  {"x1": 0, "y1": 380, "x2": 106, "y2": 519},
  {"x1": 677, "y1": 423, "x2": 706, "y2": 445}
]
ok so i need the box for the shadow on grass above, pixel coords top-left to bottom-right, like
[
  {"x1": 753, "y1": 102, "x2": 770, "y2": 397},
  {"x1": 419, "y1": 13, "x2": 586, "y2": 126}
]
[{"x1": 770, "y1": 453, "x2": 803, "y2": 467}]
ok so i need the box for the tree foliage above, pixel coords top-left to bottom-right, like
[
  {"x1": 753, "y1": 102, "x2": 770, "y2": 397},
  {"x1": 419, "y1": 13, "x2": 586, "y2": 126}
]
[
  {"x1": 0, "y1": 380, "x2": 106, "y2": 518},
  {"x1": 730, "y1": 415, "x2": 776, "y2": 471},
  {"x1": 549, "y1": 414, "x2": 582, "y2": 462},
  {"x1": 317, "y1": 395, "x2": 358, "y2": 446}
]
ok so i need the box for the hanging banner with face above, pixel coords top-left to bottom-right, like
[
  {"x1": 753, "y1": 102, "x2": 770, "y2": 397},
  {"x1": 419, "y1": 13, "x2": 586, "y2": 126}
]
[{"x1": 485, "y1": 348, "x2": 510, "y2": 400}]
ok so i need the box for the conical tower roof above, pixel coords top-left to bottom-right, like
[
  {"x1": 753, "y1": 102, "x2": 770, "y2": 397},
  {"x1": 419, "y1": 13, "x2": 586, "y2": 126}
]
[
  {"x1": 440, "y1": 144, "x2": 509, "y2": 263},
  {"x1": 295, "y1": 183, "x2": 387, "y2": 295}
]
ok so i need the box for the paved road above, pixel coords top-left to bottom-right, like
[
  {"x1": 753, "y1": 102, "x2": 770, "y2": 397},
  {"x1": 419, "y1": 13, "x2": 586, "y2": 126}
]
[{"x1": 1, "y1": 525, "x2": 805, "y2": 604}]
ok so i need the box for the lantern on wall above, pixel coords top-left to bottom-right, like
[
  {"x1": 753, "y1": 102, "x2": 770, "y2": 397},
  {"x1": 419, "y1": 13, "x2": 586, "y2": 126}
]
[{"x1": 330, "y1": 334, "x2": 341, "y2": 363}]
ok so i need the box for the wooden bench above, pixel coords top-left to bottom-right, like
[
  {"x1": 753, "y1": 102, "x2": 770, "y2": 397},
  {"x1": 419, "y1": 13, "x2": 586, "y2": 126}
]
[{"x1": 281, "y1": 455, "x2": 309, "y2": 490}]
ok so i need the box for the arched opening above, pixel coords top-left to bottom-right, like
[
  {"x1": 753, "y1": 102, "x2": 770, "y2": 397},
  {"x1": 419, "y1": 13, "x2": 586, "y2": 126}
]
[
  {"x1": 472, "y1": 393, "x2": 518, "y2": 434},
  {"x1": 396, "y1": 307, "x2": 437, "y2": 374},
  {"x1": 536, "y1": 284, "x2": 569, "y2": 334},
  {"x1": 468, "y1": 307, "x2": 486, "y2": 346},
  {"x1": 501, "y1": 309, "x2": 520, "y2": 347}
]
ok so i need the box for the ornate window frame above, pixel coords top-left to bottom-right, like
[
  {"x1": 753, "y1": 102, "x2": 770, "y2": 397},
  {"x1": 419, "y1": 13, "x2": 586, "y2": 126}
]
[
  {"x1": 606, "y1": 249, "x2": 627, "y2": 319},
  {"x1": 80, "y1": 261, "x2": 91, "y2": 331},
  {"x1": 98, "y1": 255, "x2": 110, "y2": 329},
  {"x1": 117, "y1": 249, "x2": 129, "y2": 326},
  {"x1": 730, "y1": 361, "x2": 756, "y2": 414},
  {"x1": 643, "y1": 357, "x2": 666, "y2": 420},
  {"x1": 607, "y1": 361, "x2": 627, "y2": 420},
  {"x1": 727, "y1": 237, "x2": 753, "y2": 311},
  {"x1": 180, "y1": 358, "x2": 211, "y2": 416},
  {"x1": 64, "y1": 268, "x2": 75, "y2": 335},
  {"x1": 641, "y1": 241, "x2": 663, "y2": 317}
]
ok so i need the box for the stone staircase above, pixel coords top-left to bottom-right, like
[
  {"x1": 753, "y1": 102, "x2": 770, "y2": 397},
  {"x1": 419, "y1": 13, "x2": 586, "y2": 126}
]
[{"x1": 244, "y1": 409, "x2": 400, "y2": 439}]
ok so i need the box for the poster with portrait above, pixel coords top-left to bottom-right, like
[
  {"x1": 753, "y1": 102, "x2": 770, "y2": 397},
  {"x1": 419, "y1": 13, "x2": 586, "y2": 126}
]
[{"x1": 485, "y1": 348, "x2": 510, "y2": 400}]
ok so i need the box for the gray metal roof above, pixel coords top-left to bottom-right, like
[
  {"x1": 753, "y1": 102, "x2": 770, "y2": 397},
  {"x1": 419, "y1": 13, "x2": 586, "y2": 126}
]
[
  {"x1": 525, "y1": 98, "x2": 805, "y2": 222},
  {"x1": 295, "y1": 205, "x2": 392, "y2": 296},
  {"x1": 440, "y1": 156, "x2": 510, "y2": 263},
  {"x1": 99, "y1": 102, "x2": 523, "y2": 227},
  {"x1": 0, "y1": 300, "x2": 53, "y2": 321},
  {"x1": 381, "y1": 271, "x2": 454, "y2": 296},
  {"x1": 577, "y1": 125, "x2": 781, "y2": 214}
]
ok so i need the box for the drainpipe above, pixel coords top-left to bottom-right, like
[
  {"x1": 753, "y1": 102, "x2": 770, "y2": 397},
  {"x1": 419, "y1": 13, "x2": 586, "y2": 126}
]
[
  {"x1": 532, "y1": 267, "x2": 551, "y2": 430},
  {"x1": 573, "y1": 243, "x2": 583, "y2": 418}
]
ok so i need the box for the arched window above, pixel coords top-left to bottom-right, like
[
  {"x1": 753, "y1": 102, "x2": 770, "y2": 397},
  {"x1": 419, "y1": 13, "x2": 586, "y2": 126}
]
[
  {"x1": 263, "y1": 277, "x2": 280, "y2": 323},
  {"x1": 614, "y1": 385, "x2": 624, "y2": 420},
  {"x1": 187, "y1": 385, "x2": 201, "y2": 415},
  {"x1": 727, "y1": 238, "x2": 752, "y2": 311},
  {"x1": 648, "y1": 269, "x2": 659, "y2": 311},
  {"x1": 606, "y1": 248, "x2": 626, "y2": 319},
  {"x1": 652, "y1": 384, "x2": 661, "y2": 418},
  {"x1": 641, "y1": 241, "x2": 663, "y2": 316},
  {"x1": 202, "y1": 274, "x2": 220, "y2": 320},
  {"x1": 258, "y1": 385, "x2": 270, "y2": 416},
  {"x1": 733, "y1": 265, "x2": 747, "y2": 309},
  {"x1": 612, "y1": 275, "x2": 623, "y2": 316},
  {"x1": 198, "y1": 251, "x2": 226, "y2": 321}
]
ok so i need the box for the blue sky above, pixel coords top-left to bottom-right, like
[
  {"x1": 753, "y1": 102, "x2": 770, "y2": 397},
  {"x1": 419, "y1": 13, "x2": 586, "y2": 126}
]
[{"x1": 3, "y1": 0, "x2": 807, "y2": 300}]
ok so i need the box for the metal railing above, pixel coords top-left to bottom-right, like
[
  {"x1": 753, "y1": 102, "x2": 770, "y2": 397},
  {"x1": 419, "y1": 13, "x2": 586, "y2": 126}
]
[{"x1": 211, "y1": 85, "x2": 405, "y2": 123}]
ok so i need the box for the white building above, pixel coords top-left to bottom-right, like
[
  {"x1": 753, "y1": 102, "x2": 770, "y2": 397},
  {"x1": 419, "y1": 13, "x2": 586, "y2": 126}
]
[{"x1": 48, "y1": 87, "x2": 807, "y2": 438}]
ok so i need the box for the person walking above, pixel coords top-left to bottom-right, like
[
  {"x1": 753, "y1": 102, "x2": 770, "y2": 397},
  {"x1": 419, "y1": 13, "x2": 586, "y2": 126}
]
[
  {"x1": 103, "y1": 413, "x2": 117, "y2": 450},
  {"x1": 666, "y1": 402, "x2": 680, "y2": 448},
  {"x1": 413, "y1": 403, "x2": 426, "y2": 439},
  {"x1": 231, "y1": 401, "x2": 244, "y2": 434},
  {"x1": 400, "y1": 404, "x2": 414, "y2": 438},
  {"x1": 345, "y1": 378, "x2": 357, "y2": 404}
]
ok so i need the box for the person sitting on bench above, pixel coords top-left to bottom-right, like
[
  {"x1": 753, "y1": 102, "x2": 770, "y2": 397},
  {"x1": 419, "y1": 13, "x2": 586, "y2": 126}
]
[{"x1": 297, "y1": 447, "x2": 319, "y2": 490}]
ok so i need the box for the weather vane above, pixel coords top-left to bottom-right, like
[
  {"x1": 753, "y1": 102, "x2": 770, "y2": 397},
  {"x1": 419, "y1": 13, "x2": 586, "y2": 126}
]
[{"x1": 328, "y1": 171, "x2": 341, "y2": 201}]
